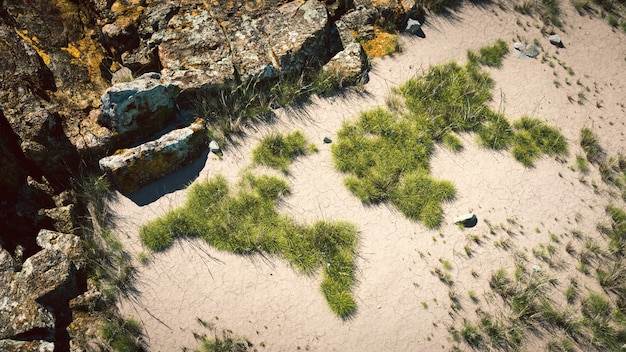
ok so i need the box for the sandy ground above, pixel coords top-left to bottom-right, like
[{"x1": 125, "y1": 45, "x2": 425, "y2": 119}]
[{"x1": 113, "y1": 3, "x2": 626, "y2": 351}]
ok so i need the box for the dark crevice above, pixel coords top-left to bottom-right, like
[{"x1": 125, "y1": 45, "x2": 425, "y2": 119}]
[{"x1": 10, "y1": 328, "x2": 53, "y2": 342}]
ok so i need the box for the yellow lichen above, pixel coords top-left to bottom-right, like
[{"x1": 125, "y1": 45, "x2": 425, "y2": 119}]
[
  {"x1": 15, "y1": 29, "x2": 51, "y2": 65},
  {"x1": 360, "y1": 27, "x2": 400, "y2": 58},
  {"x1": 61, "y1": 43, "x2": 81, "y2": 58}
]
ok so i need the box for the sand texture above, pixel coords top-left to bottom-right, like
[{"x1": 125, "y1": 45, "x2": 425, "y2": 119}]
[{"x1": 113, "y1": 3, "x2": 626, "y2": 351}]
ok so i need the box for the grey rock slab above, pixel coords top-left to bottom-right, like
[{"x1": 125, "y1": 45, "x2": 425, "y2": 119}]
[{"x1": 99, "y1": 118, "x2": 207, "y2": 194}]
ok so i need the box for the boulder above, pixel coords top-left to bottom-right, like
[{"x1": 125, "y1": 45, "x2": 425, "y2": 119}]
[
  {"x1": 322, "y1": 42, "x2": 370, "y2": 86},
  {"x1": 453, "y1": 213, "x2": 478, "y2": 227},
  {"x1": 39, "y1": 205, "x2": 78, "y2": 234},
  {"x1": 340, "y1": 5, "x2": 378, "y2": 41},
  {"x1": 99, "y1": 118, "x2": 208, "y2": 194},
  {"x1": 549, "y1": 34, "x2": 563, "y2": 48},
  {"x1": 98, "y1": 72, "x2": 181, "y2": 140},
  {"x1": 513, "y1": 42, "x2": 540, "y2": 59},
  {"x1": 209, "y1": 140, "x2": 221, "y2": 154}
]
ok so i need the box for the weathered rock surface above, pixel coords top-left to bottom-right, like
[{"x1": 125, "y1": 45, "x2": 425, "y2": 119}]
[
  {"x1": 0, "y1": 246, "x2": 77, "y2": 344},
  {"x1": 36, "y1": 230, "x2": 86, "y2": 271},
  {"x1": 513, "y1": 42, "x2": 540, "y2": 58},
  {"x1": 99, "y1": 118, "x2": 208, "y2": 194},
  {"x1": 0, "y1": 339, "x2": 54, "y2": 352},
  {"x1": 99, "y1": 72, "x2": 181, "y2": 140},
  {"x1": 156, "y1": 6, "x2": 235, "y2": 88},
  {"x1": 323, "y1": 42, "x2": 369, "y2": 86}
]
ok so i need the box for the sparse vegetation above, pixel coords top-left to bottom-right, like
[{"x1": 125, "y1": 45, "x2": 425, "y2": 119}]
[
  {"x1": 100, "y1": 317, "x2": 145, "y2": 352},
  {"x1": 467, "y1": 39, "x2": 509, "y2": 68}
]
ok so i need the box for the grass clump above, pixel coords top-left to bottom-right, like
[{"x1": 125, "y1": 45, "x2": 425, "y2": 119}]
[
  {"x1": 580, "y1": 127, "x2": 603, "y2": 163},
  {"x1": 511, "y1": 117, "x2": 568, "y2": 167},
  {"x1": 252, "y1": 131, "x2": 314, "y2": 172},
  {"x1": 477, "y1": 111, "x2": 514, "y2": 150},
  {"x1": 467, "y1": 39, "x2": 509, "y2": 68},
  {"x1": 100, "y1": 317, "x2": 145, "y2": 352},
  {"x1": 140, "y1": 173, "x2": 359, "y2": 318}
]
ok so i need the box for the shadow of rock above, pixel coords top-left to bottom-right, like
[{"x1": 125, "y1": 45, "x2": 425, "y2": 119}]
[{"x1": 127, "y1": 149, "x2": 209, "y2": 206}]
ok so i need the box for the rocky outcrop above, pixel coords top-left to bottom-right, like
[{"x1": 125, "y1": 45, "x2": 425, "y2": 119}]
[
  {"x1": 99, "y1": 72, "x2": 181, "y2": 141},
  {"x1": 0, "y1": 244, "x2": 78, "y2": 349},
  {"x1": 323, "y1": 42, "x2": 369, "y2": 86},
  {"x1": 99, "y1": 118, "x2": 208, "y2": 194}
]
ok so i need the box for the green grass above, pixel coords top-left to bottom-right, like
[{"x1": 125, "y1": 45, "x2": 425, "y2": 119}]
[
  {"x1": 576, "y1": 155, "x2": 590, "y2": 172},
  {"x1": 195, "y1": 329, "x2": 251, "y2": 352},
  {"x1": 100, "y1": 317, "x2": 145, "y2": 352},
  {"x1": 442, "y1": 133, "x2": 464, "y2": 151},
  {"x1": 140, "y1": 173, "x2": 359, "y2": 318},
  {"x1": 467, "y1": 39, "x2": 509, "y2": 68},
  {"x1": 580, "y1": 127, "x2": 602, "y2": 163},
  {"x1": 333, "y1": 42, "x2": 569, "y2": 226},
  {"x1": 511, "y1": 117, "x2": 568, "y2": 167},
  {"x1": 514, "y1": 0, "x2": 563, "y2": 28},
  {"x1": 252, "y1": 131, "x2": 314, "y2": 172}
]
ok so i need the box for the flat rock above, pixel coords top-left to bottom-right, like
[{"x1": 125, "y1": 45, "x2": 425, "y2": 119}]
[
  {"x1": 99, "y1": 118, "x2": 207, "y2": 194},
  {"x1": 513, "y1": 42, "x2": 540, "y2": 58}
]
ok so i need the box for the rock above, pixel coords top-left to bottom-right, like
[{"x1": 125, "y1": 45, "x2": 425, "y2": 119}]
[
  {"x1": 333, "y1": 20, "x2": 356, "y2": 50},
  {"x1": 0, "y1": 248, "x2": 77, "y2": 342},
  {"x1": 69, "y1": 287, "x2": 105, "y2": 312},
  {"x1": 0, "y1": 340, "x2": 54, "y2": 352},
  {"x1": 0, "y1": 245, "x2": 16, "y2": 272},
  {"x1": 39, "y1": 205, "x2": 77, "y2": 234},
  {"x1": 405, "y1": 18, "x2": 422, "y2": 34},
  {"x1": 65, "y1": 109, "x2": 115, "y2": 155},
  {"x1": 341, "y1": 5, "x2": 378, "y2": 31},
  {"x1": 36, "y1": 230, "x2": 86, "y2": 271},
  {"x1": 322, "y1": 42, "x2": 370, "y2": 86},
  {"x1": 257, "y1": 0, "x2": 330, "y2": 75},
  {"x1": 513, "y1": 42, "x2": 540, "y2": 58},
  {"x1": 209, "y1": 140, "x2": 221, "y2": 154},
  {"x1": 549, "y1": 34, "x2": 563, "y2": 47},
  {"x1": 323, "y1": 136, "x2": 333, "y2": 144},
  {"x1": 99, "y1": 118, "x2": 208, "y2": 194},
  {"x1": 98, "y1": 72, "x2": 181, "y2": 140},
  {"x1": 453, "y1": 213, "x2": 477, "y2": 227},
  {"x1": 156, "y1": 6, "x2": 235, "y2": 88}
]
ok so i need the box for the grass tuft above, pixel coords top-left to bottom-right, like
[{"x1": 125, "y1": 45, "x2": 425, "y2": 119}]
[
  {"x1": 252, "y1": 131, "x2": 313, "y2": 172},
  {"x1": 467, "y1": 39, "x2": 509, "y2": 68}
]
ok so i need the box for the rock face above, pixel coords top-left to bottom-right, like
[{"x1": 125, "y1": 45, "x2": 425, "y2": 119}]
[
  {"x1": 0, "y1": 244, "x2": 78, "y2": 348},
  {"x1": 99, "y1": 73, "x2": 181, "y2": 140},
  {"x1": 99, "y1": 118, "x2": 208, "y2": 194},
  {"x1": 323, "y1": 42, "x2": 369, "y2": 86}
]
